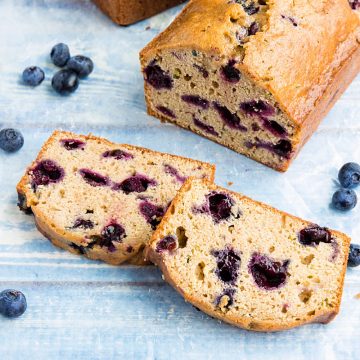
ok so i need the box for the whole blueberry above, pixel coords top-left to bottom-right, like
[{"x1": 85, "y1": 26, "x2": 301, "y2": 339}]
[
  {"x1": 348, "y1": 244, "x2": 360, "y2": 267},
  {"x1": 332, "y1": 189, "x2": 357, "y2": 211},
  {"x1": 0, "y1": 289, "x2": 27, "y2": 318},
  {"x1": 66, "y1": 55, "x2": 94, "y2": 78},
  {"x1": 0, "y1": 128, "x2": 24, "y2": 153},
  {"x1": 22, "y1": 66, "x2": 45, "y2": 86},
  {"x1": 50, "y1": 43, "x2": 70, "y2": 67},
  {"x1": 338, "y1": 162, "x2": 360, "y2": 188},
  {"x1": 52, "y1": 69, "x2": 79, "y2": 95}
]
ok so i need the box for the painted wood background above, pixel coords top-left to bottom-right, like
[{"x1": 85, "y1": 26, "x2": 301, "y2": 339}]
[{"x1": 0, "y1": 1, "x2": 359, "y2": 359}]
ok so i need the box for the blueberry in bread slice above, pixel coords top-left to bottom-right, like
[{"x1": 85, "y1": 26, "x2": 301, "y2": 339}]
[
  {"x1": 145, "y1": 179, "x2": 350, "y2": 331},
  {"x1": 140, "y1": 0, "x2": 360, "y2": 171},
  {"x1": 17, "y1": 131, "x2": 215, "y2": 265}
]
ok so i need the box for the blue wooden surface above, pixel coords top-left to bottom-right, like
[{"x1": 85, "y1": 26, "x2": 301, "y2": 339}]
[{"x1": 0, "y1": 1, "x2": 359, "y2": 359}]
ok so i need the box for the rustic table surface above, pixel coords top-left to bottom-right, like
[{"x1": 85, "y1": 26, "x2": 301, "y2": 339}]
[{"x1": 0, "y1": 1, "x2": 359, "y2": 359}]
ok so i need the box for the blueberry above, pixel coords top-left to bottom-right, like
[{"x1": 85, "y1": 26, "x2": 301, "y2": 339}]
[
  {"x1": 220, "y1": 60, "x2": 241, "y2": 83},
  {"x1": 211, "y1": 247, "x2": 241, "y2": 284},
  {"x1": 348, "y1": 244, "x2": 360, "y2": 267},
  {"x1": 114, "y1": 175, "x2": 156, "y2": 194},
  {"x1": 338, "y1": 162, "x2": 360, "y2": 188},
  {"x1": 332, "y1": 189, "x2": 357, "y2": 211},
  {"x1": 298, "y1": 225, "x2": 332, "y2": 246},
  {"x1": 31, "y1": 160, "x2": 65, "y2": 187},
  {"x1": 0, "y1": 128, "x2": 24, "y2": 153},
  {"x1": 156, "y1": 235, "x2": 177, "y2": 253},
  {"x1": 208, "y1": 192, "x2": 234, "y2": 222},
  {"x1": 22, "y1": 66, "x2": 45, "y2": 86},
  {"x1": 0, "y1": 289, "x2": 27, "y2": 318},
  {"x1": 52, "y1": 69, "x2": 79, "y2": 95},
  {"x1": 144, "y1": 61, "x2": 173, "y2": 90},
  {"x1": 50, "y1": 43, "x2": 70, "y2": 67},
  {"x1": 79, "y1": 169, "x2": 109, "y2": 187},
  {"x1": 66, "y1": 55, "x2": 94, "y2": 78}
]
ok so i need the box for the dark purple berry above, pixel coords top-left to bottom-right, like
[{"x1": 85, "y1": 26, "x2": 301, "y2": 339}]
[
  {"x1": 144, "y1": 61, "x2": 173, "y2": 90},
  {"x1": 349, "y1": 0, "x2": 360, "y2": 10},
  {"x1": 215, "y1": 288, "x2": 236, "y2": 309},
  {"x1": 193, "y1": 117, "x2": 219, "y2": 137},
  {"x1": 348, "y1": 244, "x2": 360, "y2": 267},
  {"x1": 50, "y1": 43, "x2": 70, "y2": 67},
  {"x1": 338, "y1": 162, "x2": 360, "y2": 188},
  {"x1": 164, "y1": 164, "x2": 187, "y2": 183},
  {"x1": 220, "y1": 60, "x2": 241, "y2": 83},
  {"x1": 212, "y1": 247, "x2": 241, "y2": 284},
  {"x1": 114, "y1": 175, "x2": 156, "y2": 194},
  {"x1": 208, "y1": 192, "x2": 234, "y2": 223},
  {"x1": 79, "y1": 169, "x2": 109, "y2": 187},
  {"x1": 156, "y1": 235, "x2": 177, "y2": 253},
  {"x1": 248, "y1": 22, "x2": 260, "y2": 35},
  {"x1": 249, "y1": 253, "x2": 289, "y2": 290},
  {"x1": 72, "y1": 218, "x2": 94, "y2": 230},
  {"x1": 237, "y1": 0, "x2": 259, "y2": 15},
  {"x1": 0, "y1": 289, "x2": 27, "y2": 318},
  {"x1": 240, "y1": 100, "x2": 275, "y2": 117},
  {"x1": 22, "y1": 66, "x2": 45, "y2": 86},
  {"x1": 31, "y1": 160, "x2": 64, "y2": 187},
  {"x1": 213, "y1": 102, "x2": 247, "y2": 131},
  {"x1": 0, "y1": 128, "x2": 24, "y2": 153},
  {"x1": 261, "y1": 119, "x2": 287, "y2": 137},
  {"x1": 332, "y1": 189, "x2": 357, "y2": 211},
  {"x1": 102, "y1": 149, "x2": 134, "y2": 160},
  {"x1": 193, "y1": 64, "x2": 209, "y2": 78},
  {"x1": 273, "y1": 140, "x2": 292, "y2": 158},
  {"x1": 139, "y1": 201, "x2": 164, "y2": 230},
  {"x1": 99, "y1": 222, "x2": 126, "y2": 252},
  {"x1": 156, "y1": 106, "x2": 176, "y2": 118},
  {"x1": 181, "y1": 95, "x2": 209, "y2": 109},
  {"x1": 298, "y1": 225, "x2": 332, "y2": 246},
  {"x1": 60, "y1": 139, "x2": 85, "y2": 150},
  {"x1": 51, "y1": 69, "x2": 79, "y2": 95},
  {"x1": 66, "y1": 55, "x2": 94, "y2": 78}
]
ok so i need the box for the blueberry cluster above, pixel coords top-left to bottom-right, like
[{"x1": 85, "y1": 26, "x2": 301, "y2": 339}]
[
  {"x1": 332, "y1": 162, "x2": 360, "y2": 211},
  {"x1": 331, "y1": 162, "x2": 360, "y2": 268},
  {"x1": 0, "y1": 289, "x2": 27, "y2": 318},
  {"x1": 22, "y1": 43, "x2": 94, "y2": 95}
]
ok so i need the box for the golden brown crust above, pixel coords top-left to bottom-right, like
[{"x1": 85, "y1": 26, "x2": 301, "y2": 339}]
[
  {"x1": 17, "y1": 131, "x2": 215, "y2": 266},
  {"x1": 93, "y1": 0, "x2": 186, "y2": 25},
  {"x1": 145, "y1": 178, "x2": 351, "y2": 331},
  {"x1": 140, "y1": 0, "x2": 360, "y2": 172}
]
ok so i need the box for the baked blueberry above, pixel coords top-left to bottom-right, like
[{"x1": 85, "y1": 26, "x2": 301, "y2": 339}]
[
  {"x1": 213, "y1": 102, "x2": 247, "y2": 131},
  {"x1": 164, "y1": 164, "x2": 187, "y2": 183},
  {"x1": 240, "y1": 100, "x2": 275, "y2": 117},
  {"x1": 156, "y1": 106, "x2": 176, "y2": 118},
  {"x1": 208, "y1": 192, "x2": 234, "y2": 222},
  {"x1": 298, "y1": 225, "x2": 332, "y2": 246},
  {"x1": 52, "y1": 69, "x2": 79, "y2": 95},
  {"x1": 139, "y1": 201, "x2": 164, "y2": 230},
  {"x1": 0, "y1": 128, "x2": 24, "y2": 153},
  {"x1": 156, "y1": 235, "x2": 177, "y2": 253},
  {"x1": 79, "y1": 169, "x2": 109, "y2": 187},
  {"x1": 212, "y1": 247, "x2": 241, "y2": 284},
  {"x1": 220, "y1": 60, "x2": 241, "y2": 83},
  {"x1": 66, "y1": 55, "x2": 94, "y2": 78},
  {"x1": 100, "y1": 222, "x2": 126, "y2": 252},
  {"x1": 181, "y1": 95, "x2": 209, "y2": 109},
  {"x1": 31, "y1": 160, "x2": 65, "y2": 187},
  {"x1": 60, "y1": 139, "x2": 85, "y2": 150},
  {"x1": 249, "y1": 253, "x2": 289, "y2": 290},
  {"x1": 349, "y1": 0, "x2": 360, "y2": 10},
  {"x1": 332, "y1": 189, "x2": 357, "y2": 211},
  {"x1": 348, "y1": 244, "x2": 360, "y2": 267},
  {"x1": 22, "y1": 66, "x2": 45, "y2": 86},
  {"x1": 114, "y1": 175, "x2": 156, "y2": 194},
  {"x1": 338, "y1": 162, "x2": 360, "y2": 188},
  {"x1": 144, "y1": 61, "x2": 173, "y2": 90},
  {"x1": 72, "y1": 218, "x2": 94, "y2": 230},
  {"x1": 50, "y1": 43, "x2": 70, "y2": 67},
  {"x1": 0, "y1": 289, "x2": 27, "y2": 318},
  {"x1": 102, "y1": 149, "x2": 134, "y2": 160},
  {"x1": 193, "y1": 117, "x2": 219, "y2": 137}
]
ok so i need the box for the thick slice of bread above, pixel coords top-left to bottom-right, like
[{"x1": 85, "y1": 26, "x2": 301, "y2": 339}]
[
  {"x1": 145, "y1": 179, "x2": 350, "y2": 331},
  {"x1": 17, "y1": 131, "x2": 215, "y2": 265}
]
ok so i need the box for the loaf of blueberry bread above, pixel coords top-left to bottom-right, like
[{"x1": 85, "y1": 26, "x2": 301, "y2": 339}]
[
  {"x1": 145, "y1": 179, "x2": 350, "y2": 331},
  {"x1": 140, "y1": 0, "x2": 360, "y2": 171},
  {"x1": 93, "y1": 0, "x2": 186, "y2": 25},
  {"x1": 16, "y1": 131, "x2": 215, "y2": 265}
]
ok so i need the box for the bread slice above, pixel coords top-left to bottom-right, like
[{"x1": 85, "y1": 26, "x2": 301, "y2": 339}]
[
  {"x1": 140, "y1": 0, "x2": 360, "y2": 171},
  {"x1": 145, "y1": 178, "x2": 350, "y2": 331},
  {"x1": 17, "y1": 131, "x2": 215, "y2": 265},
  {"x1": 93, "y1": 0, "x2": 186, "y2": 26}
]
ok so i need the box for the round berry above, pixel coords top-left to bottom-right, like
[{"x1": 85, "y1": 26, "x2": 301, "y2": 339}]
[
  {"x1": 0, "y1": 128, "x2": 24, "y2": 153},
  {"x1": 52, "y1": 69, "x2": 79, "y2": 95},
  {"x1": 348, "y1": 244, "x2": 360, "y2": 267},
  {"x1": 332, "y1": 188, "x2": 357, "y2": 211},
  {"x1": 0, "y1": 289, "x2": 27, "y2": 318},
  {"x1": 50, "y1": 43, "x2": 70, "y2": 67},
  {"x1": 66, "y1": 55, "x2": 94, "y2": 78},
  {"x1": 338, "y1": 162, "x2": 360, "y2": 188},
  {"x1": 22, "y1": 66, "x2": 45, "y2": 86}
]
